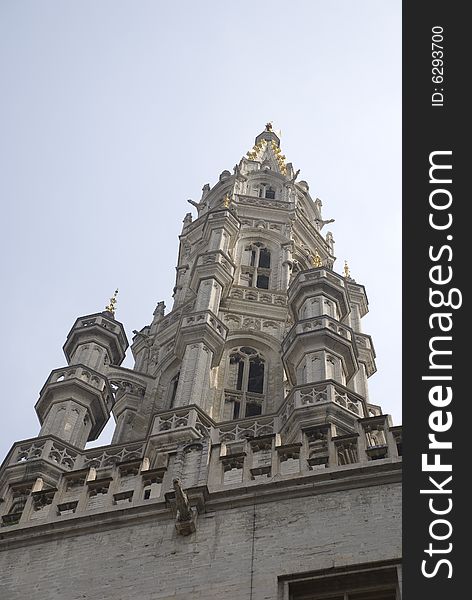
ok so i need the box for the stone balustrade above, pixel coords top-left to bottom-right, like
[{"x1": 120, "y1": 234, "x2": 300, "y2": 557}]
[
  {"x1": 75, "y1": 314, "x2": 127, "y2": 346},
  {"x1": 47, "y1": 366, "x2": 109, "y2": 395},
  {"x1": 236, "y1": 193, "x2": 291, "y2": 211},
  {"x1": 283, "y1": 315, "x2": 355, "y2": 350},
  {"x1": 2, "y1": 437, "x2": 145, "y2": 475},
  {"x1": 0, "y1": 417, "x2": 401, "y2": 529},
  {"x1": 228, "y1": 285, "x2": 287, "y2": 306},
  {"x1": 180, "y1": 310, "x2": 227, "y2": 338},
  {"x1": 279, "y1": 380, "x2": 367, "y2": 424}
]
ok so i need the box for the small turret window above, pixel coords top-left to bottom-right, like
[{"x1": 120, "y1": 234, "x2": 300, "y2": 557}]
[
  {"x1": 240, "y1": 243, "x2": 271, "y2": 290},
  {"x1": 257, "y1": 183, "x2": 276, "y2": 199}
]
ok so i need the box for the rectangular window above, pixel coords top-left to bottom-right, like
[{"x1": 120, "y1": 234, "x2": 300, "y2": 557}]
[
  {"x1": 245, "y1": 402, "x2": 262, "y2": 417},
  {"x1": 283, "y1": 564, "x2": 400, "y2": 600},
  {"x1": 256, "y1": 274, "x2": 269, "y2": 289}
]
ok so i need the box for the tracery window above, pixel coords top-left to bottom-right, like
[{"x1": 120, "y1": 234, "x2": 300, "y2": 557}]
[
  {"x1": 240, "y1": 242, "x2": 271, "y2": 289},
  {"x1": 225, "y1": 347, "x2": 265, "y2": 419}
]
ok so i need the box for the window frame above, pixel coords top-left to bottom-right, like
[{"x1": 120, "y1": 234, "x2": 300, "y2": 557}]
[
  {"x1": 240, "y1": 242, "x2": 272, "y2": 290},
  {"x1": 279, "y1": 562, "x2": 401, "y2": 600},
  {"x1": 226, "y1": 347, "x2": 266, "y2": 419}
]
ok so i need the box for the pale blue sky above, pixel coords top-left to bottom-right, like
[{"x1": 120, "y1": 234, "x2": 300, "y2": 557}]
[{"x1": 0, "y1": 0, "x2": 401, "y2": 459}]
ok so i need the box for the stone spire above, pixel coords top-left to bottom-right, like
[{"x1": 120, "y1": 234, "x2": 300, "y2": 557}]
[{"x1": 0, "y1": 127, "x2": 400, "y2": 592}]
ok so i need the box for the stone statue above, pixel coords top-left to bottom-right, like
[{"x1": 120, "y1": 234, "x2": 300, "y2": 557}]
[
  {"x1": 173, "y1": 478, "x2": 193, "y2": 523},
  {"x1": 153, "y1": 301, "x2": 165, "y2": 319},
  {"x1": 183, "y1": 212, "x2": 192, "y2": 227},
  {"x1": 131, "y1": 329, "x2": 156, "y2": 373},
  {"x1": 287, "y1": 168, "x2": 300, "y2": 184},
  {"x1": 201, "y1": 183, "x2": 210, "y2": 199},
  {"x1": 325, "y1": 231, "x2": 335, "y2": 254},
  {"x1": 233, "y1": 163, "x2": 247, "y2": 181},
  {"x1": 314, "y1": 198, "x2": 323, "y2": 220},
  {"x1": 149, "y1": 345, "x2": 160, "y2": 367},
  {"x1": 313, "y1": 197, "x2": 335, "y2": 230}
]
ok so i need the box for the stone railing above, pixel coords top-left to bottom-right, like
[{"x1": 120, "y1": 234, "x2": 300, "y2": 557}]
[
  {"x1": 353, "y1": 333, "x2": 374, "y2": 352},
  {"x1": 279, "y1": 380, "x2": 366, "y2": 426},
  {"x1": 46, "y1": 366, "x2": 109, "y2": 394},
  {"x1": 82, "y1": 442, "x2": 145, "y2": 469},
  {"x1": 2, "y1": 437, "x2": 148, "y2": 476},
  {"x1": 108, "y1": 378, "x2": 146, "y2": 402},
  {"x1": 180, "y1": 310, "x2": 227, "y2": 338},
  {"x1": 216, "y1": 414, "x2": 276, "y2": 443},
  {"x1": 291, "y1": 268, "x2": 347, "y2": 291},
  {"x1": 75, "y1": 314, "x2": 127, "y2": 349},
  {"x1": 2, "y1": 437, "x2": 149, "y2": 475},
  {"x1": 235, "y1": 193, "x2": 291, "y2": 211},
  {"x1": 6, "y1": 438, "x2": 81, "y2": 472},
  {"x1": 151, "y1": 407, "x2": 213, "y2": 439},
  {"x1": 228, "y1": 285, "x2": 287, "y2": 306},
  {"x1": 213, "y1": 415, "x2": 401, "y2": 487},
  {"x1": 0, "y1": 418, "x2": 401, "y2": 529},
  {"x1": 283, "y1": 315, "x2": 354, "y2": 349}
]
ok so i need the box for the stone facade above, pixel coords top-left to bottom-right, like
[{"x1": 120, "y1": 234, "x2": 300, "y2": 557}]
[{"x1": 0, "y1": 125, "x2": 401, "y2": 599}]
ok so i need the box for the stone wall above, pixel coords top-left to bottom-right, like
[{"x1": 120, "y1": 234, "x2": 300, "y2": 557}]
[{"x1": 0, "y1": 481, "x2": 401, "y2": 600}]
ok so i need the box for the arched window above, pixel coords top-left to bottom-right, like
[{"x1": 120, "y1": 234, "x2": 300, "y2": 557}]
[
  {"x1": 225, "y1": 347, "x2": 265, "y2": 419},
  {"x1": 240, "y1": 242, "x2": 271, "y2": 290}
]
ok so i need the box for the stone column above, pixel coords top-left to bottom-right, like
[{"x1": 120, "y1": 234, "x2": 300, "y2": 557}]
[
  {"x1": 173, "y1": 343, "x2": 213, "y2": 410},
  {"x1": 194, "y1": 279, "x2": 222, "y2": 313}
]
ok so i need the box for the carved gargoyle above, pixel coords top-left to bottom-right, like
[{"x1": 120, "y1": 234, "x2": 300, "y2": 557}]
[
  {"x1": 285, "y1": 168, "x2": 300, "y2": 185},
  {"x1": 173, "y1": 478, "x2": 192, "y2": 522},
  {"x1": 172, "y1": 478, "x2": 196, "y2": 535}
]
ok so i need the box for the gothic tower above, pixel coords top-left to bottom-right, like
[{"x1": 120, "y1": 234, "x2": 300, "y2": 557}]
[{"x1": 0, "y1": 125, "x2": 402, "y2": 600}]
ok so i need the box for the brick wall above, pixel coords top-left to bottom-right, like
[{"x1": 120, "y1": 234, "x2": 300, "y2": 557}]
[{"x1": 0, "y1": 481, "x2": 401, "y2": 600}]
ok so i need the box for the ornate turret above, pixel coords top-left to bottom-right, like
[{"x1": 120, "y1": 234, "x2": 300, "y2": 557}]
[
  {"x1": 34, "y1": 297, "x2": 129, "y2": 449},
  {"x1": 63, "y1": 291, "x2": 128, "y2": 369}
]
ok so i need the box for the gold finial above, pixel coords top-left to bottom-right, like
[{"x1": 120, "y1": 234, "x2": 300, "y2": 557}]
[
  {"x1": 265, "y1": 122, "x2": 273, "y2": 131},
  {"x1": 343, "y1": 260, "x2": 351, "y2": 278},
  {"x1": 105, "y1": 288, "x2": 119, "y2": 316},
  {"x1": 311, "y1": 250, "x2": 322, "y2": 268},
  {"x1": 223, "y1": 193, "x2": 231, "y2": 208}
]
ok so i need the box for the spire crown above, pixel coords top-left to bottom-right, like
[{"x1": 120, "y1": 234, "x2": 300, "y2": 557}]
[
  {"x1": 245, "y1": 123, "x2": 288, "y2": 175},
  {"x1": 254, "y1": 125, "x2": 280, "y2": 148},
  {"x1": 105, "y1": 289, "x2": 119, "y2": 317}
]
